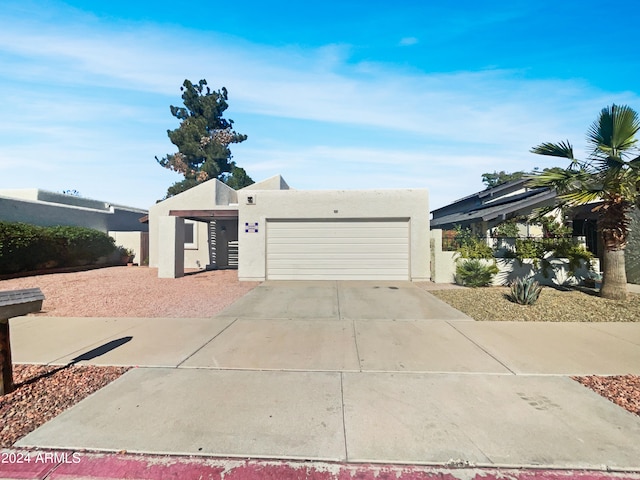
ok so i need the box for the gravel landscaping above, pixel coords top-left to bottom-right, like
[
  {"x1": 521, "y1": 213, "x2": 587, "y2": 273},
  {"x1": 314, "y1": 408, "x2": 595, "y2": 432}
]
[
  {"x1": 574, "y1": 375, "x2": 640, "y2": 416},
  {"x1": 1, "y1": 364, "x2": 130, "y2": 448},
  {"x1": 0, "y1": 266, "x2": 259, "y2": 317},
  {"x1": 428, "y1": 286, "x2": 640, "y2": 322}
]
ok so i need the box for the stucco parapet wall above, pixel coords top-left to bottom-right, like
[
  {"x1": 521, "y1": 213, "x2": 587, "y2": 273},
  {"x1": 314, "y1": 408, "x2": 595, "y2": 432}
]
[
  {"x1": 237, "y1": 188, "x2": 429, "y2": 215},
  {"x1": 0, "y1": 189, "x2": 147, "y2": 213},
  {"x1": 0, "y1": 194, "x2": 146, "y2": 215},
  {"x1": 240, "y1": 174, "x2": 290, "y2": 191},
  {"x1": 149, "y1": 179, "x2": 238, "y2": 213}
]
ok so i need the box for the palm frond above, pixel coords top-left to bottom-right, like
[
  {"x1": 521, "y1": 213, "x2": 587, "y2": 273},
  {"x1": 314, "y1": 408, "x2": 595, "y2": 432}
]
[
  {"x1": 530, "y1": 140, "x2": 574, "y2": 159},
  {"x1": 525, "y1": 171, "x2": 563, "y2": 189},
  {"x1": 527, "y1": 204, "x2": 560, "y2": 223},
  {"x1": 526, "y1": 168, "x2": 593, "y2": 194},
  {"x1": 588, "y1": 104, "x2": 640, "y2": 157},
  {"x1": 597, "y1": 156, "x2": 626, "y2": 180},
  {"x1": 629, "y1": 154, "x2": 640, "y2": 170},
  {"x1": 558, "y1": 189, "x2": 604, "y2": 206}
]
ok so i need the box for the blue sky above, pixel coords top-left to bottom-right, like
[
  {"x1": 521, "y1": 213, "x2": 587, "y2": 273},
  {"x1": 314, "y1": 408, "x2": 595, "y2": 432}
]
[{"x1": 0, "y1": 0, "x2": 638, "y2": 210}]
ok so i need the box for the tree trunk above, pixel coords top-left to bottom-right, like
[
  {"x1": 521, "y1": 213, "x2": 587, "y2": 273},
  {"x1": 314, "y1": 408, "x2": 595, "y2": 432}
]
[
  {"x1": 600, "y1": 248, "x2": 628, "y2": 300},
  {"x1": 0, "y1": 319, "x2": 14, "y2": 396}
]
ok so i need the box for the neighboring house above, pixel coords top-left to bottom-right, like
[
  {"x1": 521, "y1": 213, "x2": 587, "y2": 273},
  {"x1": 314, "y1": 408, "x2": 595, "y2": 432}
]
[
  {"x1": 430, "y1": 179, "x2": 600, "y2": 252},
  {"x1": 430, "y1": 180, "x2": 640, "y2": 284},
  {"x1": 431, "y1": 179, "x2": 557, "y2": 235},
  {"x1": 0, "y1": 189, "x2": 149, "y2": 264},
  {"x1": 148, "y1": 175, "x2": 430, "y2": 281}
]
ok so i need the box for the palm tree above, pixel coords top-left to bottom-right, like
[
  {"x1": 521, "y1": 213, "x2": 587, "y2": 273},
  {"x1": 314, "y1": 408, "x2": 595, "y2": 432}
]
[{"x1": 528, "y1": 104, "x2": 640, "y2": 300}]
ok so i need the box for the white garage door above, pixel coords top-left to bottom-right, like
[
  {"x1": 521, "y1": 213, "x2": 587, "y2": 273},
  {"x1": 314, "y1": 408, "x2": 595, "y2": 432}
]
[{"x1": 266, "y1": 219, "x2": 409, "y2": 280}]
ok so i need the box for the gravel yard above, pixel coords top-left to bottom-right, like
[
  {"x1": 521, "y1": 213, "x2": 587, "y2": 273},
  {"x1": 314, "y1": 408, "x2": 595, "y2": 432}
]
[
  {"x1": 1, "y1": 365, "x2": 130, "y2": 448},
  {"x1": 0, "y1": 266, "x2": 259, "y2": 317},
  {"x1": 428, "y1": 285, "x2": 640, "y2": 322}
]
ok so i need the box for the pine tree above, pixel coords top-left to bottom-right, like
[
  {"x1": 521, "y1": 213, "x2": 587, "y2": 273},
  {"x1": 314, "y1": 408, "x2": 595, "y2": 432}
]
[{"x1": 156, "y1": 79, "x2": 253, "y2": 198}]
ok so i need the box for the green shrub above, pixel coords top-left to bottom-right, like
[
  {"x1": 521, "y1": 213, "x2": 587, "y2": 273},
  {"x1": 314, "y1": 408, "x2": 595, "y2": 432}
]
[
  {"x1": 454, "y1": 226, "x2": 494, "y2": 259},
  {"x1": 0, "y1": 221, "x2": 117, "y2": 274},
  {"x1": 508, "y1": 277, "x2": 543, "y2": 305},
  {"x1": 455, "y1": 259, "x2": 499, "y2": 287},
  {"x1": 494, "y1": 221, "x2": 520, "y2": 238},
  {"x1": 514, "y1": 237, "x2": 593, "y2": 277},
  {"x1": 540, "y1": 217, "x2": 572, "y2": 237},
  {"x1": 46, "y1": 225, "x2": 116, "y2": 265}
]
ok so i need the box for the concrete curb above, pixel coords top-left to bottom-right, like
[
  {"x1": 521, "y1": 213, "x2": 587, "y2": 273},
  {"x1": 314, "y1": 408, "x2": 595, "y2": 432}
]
[{"x1": 1, "y1": 450, "x2": 640, "y2": 480}]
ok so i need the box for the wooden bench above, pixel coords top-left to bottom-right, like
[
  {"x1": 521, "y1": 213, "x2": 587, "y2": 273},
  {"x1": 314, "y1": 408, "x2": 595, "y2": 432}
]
[{"x1": 0, "y1": 288, "x2": 45, "y2": 395}]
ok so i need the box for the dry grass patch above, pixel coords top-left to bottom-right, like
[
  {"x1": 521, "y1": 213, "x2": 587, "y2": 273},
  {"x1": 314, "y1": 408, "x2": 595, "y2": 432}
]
[{"x1": 430, "y1": 287, "x2": 640, "y2": 322}]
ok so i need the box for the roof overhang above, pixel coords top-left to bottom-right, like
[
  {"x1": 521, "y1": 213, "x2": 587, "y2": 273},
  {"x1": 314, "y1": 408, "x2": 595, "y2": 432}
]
[
  {"x1": 169, "y1": 209, "x2": 238, "y2": 222},
  {"x1": 431, "y1": 190, "x2": 557, "y2": 229}
]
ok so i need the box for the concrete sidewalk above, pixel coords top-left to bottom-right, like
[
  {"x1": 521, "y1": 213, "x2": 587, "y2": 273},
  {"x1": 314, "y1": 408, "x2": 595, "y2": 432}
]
[
  {"x1": 11, "y1": 316, "x2": 640, "y2": 375},
  {"x1": 7, "y1": 281, "x2": 640, "y2": 472}
]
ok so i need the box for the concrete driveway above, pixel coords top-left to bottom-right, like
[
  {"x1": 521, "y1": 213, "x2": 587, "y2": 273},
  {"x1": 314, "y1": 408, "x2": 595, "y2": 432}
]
[
  {"x1": 213, "y1": 280, "x2": 471, "y2": 320},
  {"x1": 11, "y1": 281, "x2": 640, "y2": 470}
]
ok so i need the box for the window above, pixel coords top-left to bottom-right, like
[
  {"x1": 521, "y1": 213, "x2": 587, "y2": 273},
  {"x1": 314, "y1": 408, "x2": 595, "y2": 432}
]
[{"x1": 184, "y1": 220, "x2": 197, "y2": 249}]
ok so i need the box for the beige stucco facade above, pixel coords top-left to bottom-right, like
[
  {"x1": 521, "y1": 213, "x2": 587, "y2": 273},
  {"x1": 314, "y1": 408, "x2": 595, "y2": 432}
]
[
  {"x1": 149, "y1": 175, "x2": 430, "y2": 281},
  {"x1": 147, "y1": 180, "x2": 238, "y2": 270},
  {"x1": 237, "y1": 188, "x2": 430, "y2": 282}
]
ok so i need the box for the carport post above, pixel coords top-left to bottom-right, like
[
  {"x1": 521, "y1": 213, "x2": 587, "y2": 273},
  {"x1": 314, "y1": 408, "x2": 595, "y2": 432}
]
[
  {"x1": 158, "y1": 216, "x2": 185, "y2": 278},
  {"x1": 0, "y1": 318, "x2": 14, "y2": 395}
]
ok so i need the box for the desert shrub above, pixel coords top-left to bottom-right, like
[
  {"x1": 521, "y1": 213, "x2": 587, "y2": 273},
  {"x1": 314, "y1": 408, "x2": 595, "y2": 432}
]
[
  {"x1": 508, "y1": 277, "x2": 543, "y2": 305},
  {"x1": 455, "y1": 259, "x2": 499, "y2": 287},
  {"x1": 514, "y1": 237, "x2": 593, "y2": 277},
  {"x1": 0, "y1": 221, "x2": 117, "y2": 274}
]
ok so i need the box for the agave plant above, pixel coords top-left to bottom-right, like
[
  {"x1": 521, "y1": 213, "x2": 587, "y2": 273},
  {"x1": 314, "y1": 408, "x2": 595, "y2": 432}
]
[{"x1": 508, "y1": 277, "x2": 543, "y2": 305}]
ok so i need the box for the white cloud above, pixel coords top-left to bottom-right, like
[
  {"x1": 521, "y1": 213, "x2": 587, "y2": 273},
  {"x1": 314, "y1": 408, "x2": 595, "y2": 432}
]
[{"x1": 399, "y1": 37, "x2": 419, "y2": 46}]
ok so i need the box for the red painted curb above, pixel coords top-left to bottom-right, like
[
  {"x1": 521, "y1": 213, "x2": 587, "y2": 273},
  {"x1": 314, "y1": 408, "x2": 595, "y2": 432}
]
[{"x1": 1, "y1": 450, "x2": 640, "y2": 480}]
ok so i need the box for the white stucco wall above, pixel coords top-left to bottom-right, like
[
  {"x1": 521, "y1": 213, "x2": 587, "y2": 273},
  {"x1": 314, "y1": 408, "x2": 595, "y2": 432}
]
[
  {"x1": 148, "y1": 180, "x2": 237, "y2": 269},
  {"x1": 237, "y1": 188, "x2": 430, "y2": 282},
  {"x1": 430, "y1": 230, "x2": 457, "y2": 283},
  {"x1": 108, "y1": 231, "x2": 147, "y2": 265},
  {"x1": 430, "y1": 229, "x2": 600, "y2": 285},
  {"x1": 158, "y1": 216, "x2": 185, "y2": 278}
]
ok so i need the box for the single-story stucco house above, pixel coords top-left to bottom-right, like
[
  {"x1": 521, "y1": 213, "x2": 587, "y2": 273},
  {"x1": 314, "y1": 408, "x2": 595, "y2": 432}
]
[
  {"x1": 147, "y1": 175, "x2": 430, "y2": 281},
  {"x1": 0, "y1": 188, "x2": 149, "y2": 264},
  {"x1": 430, "y1": 179, "x2": 640, "y2": 284}
]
